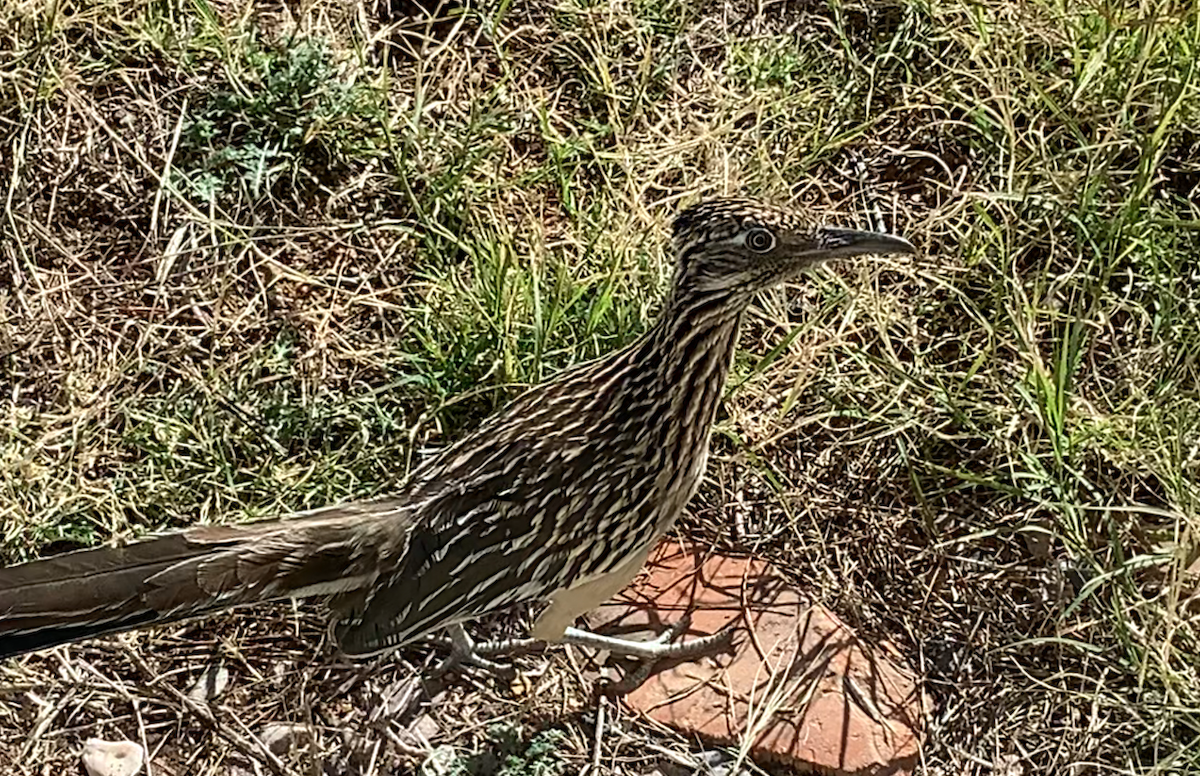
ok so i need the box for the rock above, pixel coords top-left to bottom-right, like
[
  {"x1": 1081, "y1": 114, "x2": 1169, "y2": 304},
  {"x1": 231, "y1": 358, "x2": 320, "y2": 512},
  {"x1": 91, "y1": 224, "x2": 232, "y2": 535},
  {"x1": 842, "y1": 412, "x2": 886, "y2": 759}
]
[
  {"x1": 258, "y1": 722, "x2": 313, "y2": 757},
  {"x1": 410, "y1": 713, "x2": 441, "y2": 744},
  {"x1": 591, "y1": 542, "x2": 930, "y2": 775},
  {"x1": 420, "y1": 745, "x2": 459, "y2": 776},
  {"x1": 696, "y1": 749, "x2": 735, "y2": 775},
  {"x1": 187, "y1": 663, "x2": 230, "y2": 703},
  {"x1": 81, "y1": 739, "x2": 144, "y2": 776}
]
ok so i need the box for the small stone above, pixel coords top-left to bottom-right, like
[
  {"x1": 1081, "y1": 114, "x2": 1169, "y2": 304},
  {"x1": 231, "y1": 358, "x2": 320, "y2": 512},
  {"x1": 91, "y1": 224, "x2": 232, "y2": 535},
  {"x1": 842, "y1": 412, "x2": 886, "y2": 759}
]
[
  {"x1": 81, "y1": 739, "x2": 144, "y2": 776},
  {"x1": 420, "y1": 745, "x2": 459, "y2": 776},
  {"x1": 410, "y1": 713, "x2": 441, "y2": 743},
  {"x1": 380, "y1": 675, "x2": 421, "y2": 718},
  {"x1": 258, "y1": 723, "x2": 313, "y2": 757},
  {"x1": 696, "y1": 749, "x2": 730, "y2": 768},
  {"x1": 646, "y1": 766, "x2": 689, "y2": 776},
  {"x1": 187, "y1": 663, "x2": 230, "y2": 703},
  {"x1": 1021, "y1": 519, "x2": 1053, "y2": 559}
]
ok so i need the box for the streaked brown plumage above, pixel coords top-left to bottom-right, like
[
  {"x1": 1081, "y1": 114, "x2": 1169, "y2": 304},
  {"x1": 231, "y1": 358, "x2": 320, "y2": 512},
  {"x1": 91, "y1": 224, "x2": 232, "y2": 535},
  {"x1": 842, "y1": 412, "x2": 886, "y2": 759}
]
[{"x1": 0, "y1": 198, "x2": 914, "y2": 663}]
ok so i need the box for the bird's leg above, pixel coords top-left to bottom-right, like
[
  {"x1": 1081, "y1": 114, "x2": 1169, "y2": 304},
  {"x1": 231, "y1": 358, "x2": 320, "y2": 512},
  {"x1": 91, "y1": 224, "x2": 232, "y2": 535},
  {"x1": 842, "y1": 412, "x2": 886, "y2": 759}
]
[
  {"x1": 430, "y1": 617, "x2": 736, "y2": 692},
  {"x1": 431, "y1": 552, "x2": 738, "y2": 683},
  {"x1": 560, "y1": 615, "x2": 738, "y2": 695},
  {"x1": 464, "y1": 617, "x2": 736, "y2": 662},
  {"x1": 533, "y1": 553, "x2": 738, "y2": 659},
  {"x1": 470, "y1": 633, "x2": 543, "y2": 657}
]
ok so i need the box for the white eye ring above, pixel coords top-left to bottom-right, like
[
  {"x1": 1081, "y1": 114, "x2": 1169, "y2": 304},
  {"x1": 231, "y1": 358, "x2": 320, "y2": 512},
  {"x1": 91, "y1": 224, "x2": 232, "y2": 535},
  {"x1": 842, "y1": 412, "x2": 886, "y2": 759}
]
[{"x1": 745, "y1": 228, "x2": 775, "y2": 253}]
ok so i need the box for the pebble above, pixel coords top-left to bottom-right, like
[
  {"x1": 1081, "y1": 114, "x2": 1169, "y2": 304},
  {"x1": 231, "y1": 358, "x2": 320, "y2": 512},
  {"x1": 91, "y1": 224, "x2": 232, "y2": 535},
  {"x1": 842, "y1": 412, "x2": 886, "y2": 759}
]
[
  {"x1": 258, "y1": 722, "x2": 313, "y2": 757},
  {"x1": 81, "y1": 739, "x2": 144, "y2": 776},
  {"x1": 187, "y1": 663, "x2": 230, "y2": 703},
  {"x1": 420, "y1": 745, "x2": 459, "y2": 776}
]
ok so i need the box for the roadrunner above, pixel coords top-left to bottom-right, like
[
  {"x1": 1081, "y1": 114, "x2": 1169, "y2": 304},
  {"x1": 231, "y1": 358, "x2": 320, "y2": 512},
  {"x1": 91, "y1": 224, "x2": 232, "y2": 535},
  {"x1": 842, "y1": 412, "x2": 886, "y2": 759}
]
[{"x1": 0, "y1": 199, "x2": 913, "y2": 669}]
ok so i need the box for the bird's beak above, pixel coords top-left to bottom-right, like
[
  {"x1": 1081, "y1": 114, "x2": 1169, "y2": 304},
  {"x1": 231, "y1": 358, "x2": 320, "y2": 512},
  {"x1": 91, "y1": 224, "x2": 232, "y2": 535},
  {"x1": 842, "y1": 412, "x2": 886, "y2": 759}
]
[{"x1": 817, "y1": 227, "x2": 916, "y2": 257}]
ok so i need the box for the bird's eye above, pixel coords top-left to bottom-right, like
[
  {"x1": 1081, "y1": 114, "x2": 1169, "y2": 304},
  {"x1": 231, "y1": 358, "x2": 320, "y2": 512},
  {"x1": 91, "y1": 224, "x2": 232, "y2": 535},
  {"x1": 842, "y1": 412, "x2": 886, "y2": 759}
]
[{"x1": 745, "y1": 228, "x2": 775, "y2": 253}]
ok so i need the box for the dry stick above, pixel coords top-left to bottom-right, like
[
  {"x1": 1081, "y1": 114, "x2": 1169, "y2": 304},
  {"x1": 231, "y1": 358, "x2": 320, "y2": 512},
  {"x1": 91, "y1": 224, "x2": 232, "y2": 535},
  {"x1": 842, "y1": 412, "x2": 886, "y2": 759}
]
[
  {"x1": 18, "y1": 685, "x2": 79, "y2": 762},
  {"x1": 363, "y1": 736, "x2": 382, "y2": 776},
  {"x1": 223, "y1": 709, "x2": 296, "y2": 776},
  {"x1": 187, "y1": 693, "x2": 293, "y2": 776},
  {"x1": 374, "y1": 721, "x2": 427, "y2": 758},
  {"x1": 71, "y1": 88, "x2": 399, "y2": 282},
  {"x1": 65, "y1": 657, "x2": 157, "y2": 776},
  {"x1": 734, "y1": 639, "x2": 833, "y2": 772},
  {"x1": 150, "y1": 96, "x2": 189, "y2": 241},
  {"x1": 334, "y1": 653, "x2": 399, "y2": 698},
  {"x1": 70, "y1": 92, "x2": 210, "y2": 225},
  {"x1": 639, "y1": 741, "x2": 700, "y2": 769},
  {"x1": 365, "y1": 671, "x2": 429, "y2": 758},
  {"x1": 3, "y1": 99, "x2": 37, "y2": 284},
  {"x1": 131, "y1": 695, "x2": 155, "y2": 776},
  {"x1": 589, "y1": 695, "x2": 606, "y2": 775}
]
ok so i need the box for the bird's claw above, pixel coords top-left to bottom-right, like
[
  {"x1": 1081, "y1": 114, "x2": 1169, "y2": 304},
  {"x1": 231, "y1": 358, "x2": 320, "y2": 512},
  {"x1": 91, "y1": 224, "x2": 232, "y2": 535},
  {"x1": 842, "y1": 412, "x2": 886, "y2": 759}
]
[{"x1": 431, "y1": 624, "x2": 517, "y2": 680}]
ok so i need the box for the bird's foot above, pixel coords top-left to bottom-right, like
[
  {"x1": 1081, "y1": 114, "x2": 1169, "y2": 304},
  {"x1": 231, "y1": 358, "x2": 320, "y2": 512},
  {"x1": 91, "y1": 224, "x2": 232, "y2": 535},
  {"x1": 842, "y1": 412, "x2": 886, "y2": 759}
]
[
  {"x1": 430, "y1": 618, "x2": 737, "y2": 692},
  {"x1": 558, "y1": 615, "x2": 739, "y2": 694},
  {"x1": 430, "y1": 623, "x2": 521, "y2": 679},
  {"x1": 560, "y1": 615, "x2": 736, "y2": 660}
]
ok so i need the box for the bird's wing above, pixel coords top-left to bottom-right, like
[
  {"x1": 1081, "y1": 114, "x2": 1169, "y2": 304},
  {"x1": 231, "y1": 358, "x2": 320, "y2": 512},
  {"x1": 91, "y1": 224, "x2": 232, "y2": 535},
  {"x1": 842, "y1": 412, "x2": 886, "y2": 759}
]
[{"x1": 331, "y1": 433, "x2": 621, "y2": 655}]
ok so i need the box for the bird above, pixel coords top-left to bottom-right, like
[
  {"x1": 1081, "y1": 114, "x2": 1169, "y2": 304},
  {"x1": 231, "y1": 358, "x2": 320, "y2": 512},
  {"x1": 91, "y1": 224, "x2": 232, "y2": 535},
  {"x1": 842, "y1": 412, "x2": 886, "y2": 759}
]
[{"x1": 0, "y1": 198, "x2": 914, "y2": 671}]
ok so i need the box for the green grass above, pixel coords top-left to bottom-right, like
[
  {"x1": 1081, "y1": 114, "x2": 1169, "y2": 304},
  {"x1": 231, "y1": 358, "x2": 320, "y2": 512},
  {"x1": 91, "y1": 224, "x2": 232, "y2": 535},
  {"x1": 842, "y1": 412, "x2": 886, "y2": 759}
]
[{"x1": 1, "y1": 0, "x2": 1198, "y2": 772}]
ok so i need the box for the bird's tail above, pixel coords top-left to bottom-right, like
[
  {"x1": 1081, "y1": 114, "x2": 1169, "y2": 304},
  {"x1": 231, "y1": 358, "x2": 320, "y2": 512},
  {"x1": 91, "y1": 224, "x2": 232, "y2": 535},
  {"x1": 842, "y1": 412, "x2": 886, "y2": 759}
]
[{"x1": 0, "y1": 505, "x2": 401, "y2": 660}]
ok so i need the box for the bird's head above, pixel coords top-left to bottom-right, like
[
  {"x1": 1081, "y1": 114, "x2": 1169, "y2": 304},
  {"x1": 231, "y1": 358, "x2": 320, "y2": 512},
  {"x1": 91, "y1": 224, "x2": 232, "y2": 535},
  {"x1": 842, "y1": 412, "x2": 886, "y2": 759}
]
[{"x1": 670, "y1": 198, "x2": 915, "y2": 298}]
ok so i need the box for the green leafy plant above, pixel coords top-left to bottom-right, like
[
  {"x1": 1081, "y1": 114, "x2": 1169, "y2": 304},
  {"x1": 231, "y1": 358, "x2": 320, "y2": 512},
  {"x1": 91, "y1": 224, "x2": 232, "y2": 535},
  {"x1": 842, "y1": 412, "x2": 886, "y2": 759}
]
[
  {"x1": 437, "y1": 725, "x2": 566, "y2": 776},
  {"x1": 175, "y1": 37, "x2": 383, "y2": 207}
]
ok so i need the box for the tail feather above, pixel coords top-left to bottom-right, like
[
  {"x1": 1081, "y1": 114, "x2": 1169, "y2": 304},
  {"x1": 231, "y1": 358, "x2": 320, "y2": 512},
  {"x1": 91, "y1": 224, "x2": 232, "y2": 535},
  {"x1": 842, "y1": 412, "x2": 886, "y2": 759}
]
[
  {"x1": 0, "y1": 530, "x2": 253, "y2": 659},
  {"x1": 0, "y1": 502, "x2": 409, "y2": 659}
]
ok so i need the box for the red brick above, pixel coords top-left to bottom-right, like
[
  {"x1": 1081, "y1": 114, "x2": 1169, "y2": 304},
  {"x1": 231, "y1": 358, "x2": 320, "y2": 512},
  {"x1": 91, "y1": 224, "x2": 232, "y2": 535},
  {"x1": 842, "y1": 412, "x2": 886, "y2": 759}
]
[{"x1": 588, "y1": 542, "x2": 928, "y2": 774}]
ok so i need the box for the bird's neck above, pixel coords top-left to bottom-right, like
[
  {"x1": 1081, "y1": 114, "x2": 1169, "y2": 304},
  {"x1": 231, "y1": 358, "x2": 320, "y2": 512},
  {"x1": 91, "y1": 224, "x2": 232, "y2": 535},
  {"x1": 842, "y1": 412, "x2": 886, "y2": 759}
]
[
  {"x1": 598, "y1": 285, "x2": 748, "y2": 474},
  {"x1": 643, "y1": 286, "x2": 748, "y2": 393},
  {"x1": 606, "y1": 285, "x2": 748, "y2": 526}
]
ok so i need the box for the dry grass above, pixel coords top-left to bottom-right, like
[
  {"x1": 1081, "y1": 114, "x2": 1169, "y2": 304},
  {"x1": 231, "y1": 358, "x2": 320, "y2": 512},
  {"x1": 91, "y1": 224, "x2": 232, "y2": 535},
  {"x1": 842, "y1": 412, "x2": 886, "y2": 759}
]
[{"x1": 1, "y1": 0, "x2": 1198, "y2": 772}]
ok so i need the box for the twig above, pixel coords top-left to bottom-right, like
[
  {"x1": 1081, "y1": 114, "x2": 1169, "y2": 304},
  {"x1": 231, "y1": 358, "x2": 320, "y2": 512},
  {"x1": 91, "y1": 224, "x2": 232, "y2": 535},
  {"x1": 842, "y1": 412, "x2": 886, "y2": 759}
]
[{"x1": 589, "y1": 696, "x2": 605, "y2": 775}]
